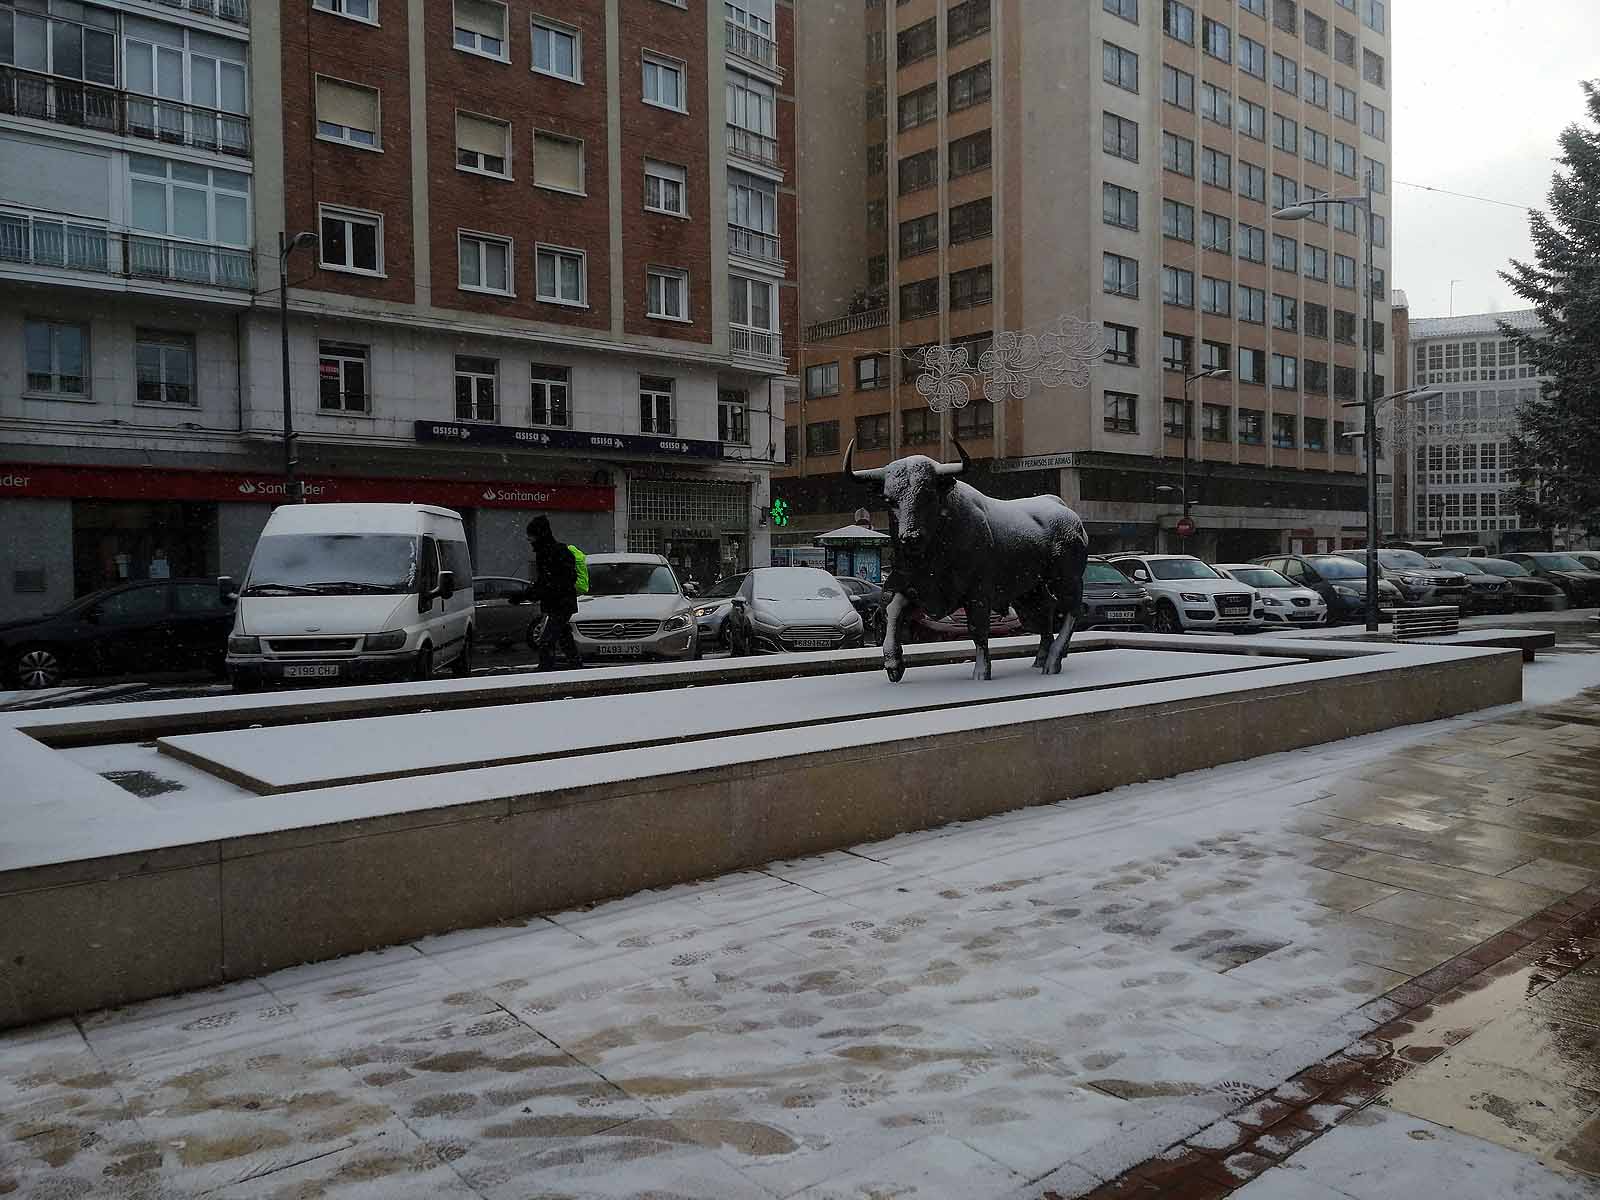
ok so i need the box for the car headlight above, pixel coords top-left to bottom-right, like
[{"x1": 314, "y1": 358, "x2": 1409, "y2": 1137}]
[
  {"x1": 228, "y1": 635, "x2": 260, "y2": 654},
  {"x1": 1334, "y1": 585, "x2": 1360, "y2": 598},
  {"x1": 844, "y1": 610, "x2": 863, "y2": 628},
  {"x1": 365, "y1": 630, "x2": 407, "y2": 651},
  {"x1": 662, "y1": 613, "x2": 692, "y2": 633},
  {"x1": 692, "y1": 604, "x2": 719, "y2": 618},
  {"x1": 1263, "y1": 596, "x2": 1286, "y2": 607},
  {"x1": 1180, "y1": 592, "x2": 1208, "y2": 603},
  {"x1": 1400, "y1": 574, "x2": 1428, "y2": 586}
]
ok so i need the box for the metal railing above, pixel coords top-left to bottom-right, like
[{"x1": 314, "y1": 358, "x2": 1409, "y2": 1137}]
[
  {"x1": 143, "y1": 0, "x2": 250, "y2": 23},
  {"x1": 728, "y1": 224, "x2": 782, "y2": 266},
  {"x1": 0, "y1": 207, "x2": 255, "y2": 290},
  {"x1": 0, "y1": 65, "x2": 251, "y2": 156},
  {"x1": 805, "y1": 307, "x2": 888, "y2": 342},
  {"x1": 725, "y1": 19, "x2": 781, "y2": 74},
  {"x1": 726, "y1": 123, "x2": 780, "y2": 170},
  {"x1": 730, "y1": 326, "x2": 783, "y2": 361}
]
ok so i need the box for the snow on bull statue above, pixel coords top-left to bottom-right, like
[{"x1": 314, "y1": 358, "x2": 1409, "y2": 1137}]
[{"x1": 844, "y1": 439, "x2": 1090, "y2": 682}]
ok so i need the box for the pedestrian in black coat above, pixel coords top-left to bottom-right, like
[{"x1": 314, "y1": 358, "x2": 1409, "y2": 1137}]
[{"x1": 528, "y1": 516, "x2": 581, "y2": 669}]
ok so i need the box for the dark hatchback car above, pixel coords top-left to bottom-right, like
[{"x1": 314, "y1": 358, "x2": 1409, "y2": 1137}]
[
  {"x1": 0, "y1": 579, "x2": 233, "y2": 690},
  {"x1": 1502, "y1": 553, "x2": 1600, "y2": 606},
  {"x1": 1435, "y1": 557, "x2": 1564, "y2": 612},
  {"x1": 1080, "y1": 558, "x2": 1155, "y2": 630},
  {"x1": 1254, "y1": 554, "x2": 1404, "y2": 624},
  {"x1": 834, "y1": 576, "x2": 887, "y2": 643}
]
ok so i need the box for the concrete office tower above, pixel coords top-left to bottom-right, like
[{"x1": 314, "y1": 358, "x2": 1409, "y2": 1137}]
[
  {"x1": 0, "y1": 0, "x2": 796, "y2": 622},
  {"x1": 786, "y1": 0, "x2": 1394, "y2": 563}
]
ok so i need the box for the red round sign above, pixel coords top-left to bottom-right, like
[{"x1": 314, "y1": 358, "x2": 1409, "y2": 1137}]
[{"x1": 1176, "y1": 516, "x2": 1197, "y2": 538}]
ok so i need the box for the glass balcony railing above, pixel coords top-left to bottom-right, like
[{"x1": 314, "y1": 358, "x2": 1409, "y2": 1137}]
[
  {"x1": 0, "y1": 207, "x2": 255, "y2": 290},
  {"x1": 0, "y1": 65, "x2": 251, "y2": 156}
]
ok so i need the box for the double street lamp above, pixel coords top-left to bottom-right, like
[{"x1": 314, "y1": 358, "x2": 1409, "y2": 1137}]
[{"x1": 279, "y1": 230, "x2": 320, "y2": 503}]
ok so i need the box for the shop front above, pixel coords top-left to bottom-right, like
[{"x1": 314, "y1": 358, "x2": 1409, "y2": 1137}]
[{"x1": 626, "y1": 478, "x2": 753, "y2": 592}]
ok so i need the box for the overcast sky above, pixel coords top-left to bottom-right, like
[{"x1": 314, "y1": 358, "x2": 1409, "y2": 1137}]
[{"x1": 1393, "y1": 0, "x2": 1596, "y2": 320}]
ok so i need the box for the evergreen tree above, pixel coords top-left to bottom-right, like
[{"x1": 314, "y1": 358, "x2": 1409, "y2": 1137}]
[{"x1": 1500, "y1": 80, "x2": 1600, "y2": 535}]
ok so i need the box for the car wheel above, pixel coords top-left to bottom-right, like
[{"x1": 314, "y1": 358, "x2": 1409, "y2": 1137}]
[
  {"x1": 12, "y1": 645, "x2": 63, "y2": 690},
  {"x1": 413, "y1": 645, "x2": 435, "y2": 682},
  {"x1": 1153, "y1": 602, "x2": 1182, "y2": 635},
  {"x1": 451, "y1": 635, "x2": 474, "y2": 677},
  {"x1": 527, "y1": 616, "x2": 547, "y2": 651}
]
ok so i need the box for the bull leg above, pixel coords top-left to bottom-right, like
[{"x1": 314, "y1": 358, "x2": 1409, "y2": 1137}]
[
  {"x1": 969, "y1": 604, "x2": 992, "y2": 681},
  {"x1": 1043, "y1": 610, "x2": 1076, "y2": 675},
  {"x1": 882, "y1": 591, "x2": 910, "y2": 683},
  {"x1": 1033, "y1": 597, "x2": 1056, "y2": 671}
]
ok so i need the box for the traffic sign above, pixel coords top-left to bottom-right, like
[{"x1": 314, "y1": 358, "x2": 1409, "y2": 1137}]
[{"x1": 1176, "y1": 516, "x2": 1196, "y2": 538}]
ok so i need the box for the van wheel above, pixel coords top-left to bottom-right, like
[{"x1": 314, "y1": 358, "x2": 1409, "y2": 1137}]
[
  {"x1": 1153, "y1": 602, "x2": 1182, "y2": 635},
  {"x1": 451, "y1": 636, "x2": 474, "y2": 677},
  {"x1": 413, "y1": 645, "x2": 434, "y2": 681}
]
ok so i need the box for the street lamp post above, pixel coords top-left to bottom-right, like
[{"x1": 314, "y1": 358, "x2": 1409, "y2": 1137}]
[
  {"x1": 279, "y1": 230, "x2": 319, "y2": 503},
  {"x1": 1177, "y1": 367, "x2": 1229, "y2": 551},
  {"x1": 1339, "y1": 382, "x2": 1436, "y2": 622}
]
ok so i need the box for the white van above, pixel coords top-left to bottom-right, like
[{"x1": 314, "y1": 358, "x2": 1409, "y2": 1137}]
[{"x1": 222, "y1": 503, "x2": 474, "y2": 690}]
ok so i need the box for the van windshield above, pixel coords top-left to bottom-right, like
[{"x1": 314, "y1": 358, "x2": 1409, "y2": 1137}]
[{"x1": 243, "y1": 535, "x2": 420, "y2": 595}]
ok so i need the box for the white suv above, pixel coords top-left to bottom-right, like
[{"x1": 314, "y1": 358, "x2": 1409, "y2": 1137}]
[{"x1": 1108, "y1": 554, "x2": 1264, "y2": 634}]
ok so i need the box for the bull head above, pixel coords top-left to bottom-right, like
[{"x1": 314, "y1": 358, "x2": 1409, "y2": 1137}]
[
  {"x1": 843, "y1": 439, "x2": 970, "y2": 483},
  {"x1": 844, "y1": 441, "x2": 971, "y2": 555}
]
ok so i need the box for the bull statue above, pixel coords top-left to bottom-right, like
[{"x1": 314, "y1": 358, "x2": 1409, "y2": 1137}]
[{"x1": 845, "y1": 439, "x2": 1090, "y2": 682}]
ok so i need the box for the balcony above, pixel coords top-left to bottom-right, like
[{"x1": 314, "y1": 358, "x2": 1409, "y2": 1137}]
[
  {"x1": 729, "y1": 224, "x2": 782, "y2": 268},
  {"x1": 140, "y1": 0, "x2": 250, "y2": 24},
  {"x1": 730, "y1": 326, "x2": 784, "y2": 363},
  {"x1": 725, "y1": 19, "x2": 782, "y2": 75},
  {"x1": 726, "y1": 124, "x2": 780, "y2": 171},
  {"x1": 805, "y1": 307, "x2": 888, "y2": 343},
  {"x1": 0, "y1": 207, "x2": 255, "y2": 290},
  {"x1": 0, "y1": 66, "x2": 251, "y2": 157}
]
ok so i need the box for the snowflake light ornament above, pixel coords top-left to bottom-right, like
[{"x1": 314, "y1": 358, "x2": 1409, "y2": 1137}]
[
  {"x1": 1037, "y1": 315, "x2": 1106, "y2": 389},
  {"x1": 915, "y1": 344, "x2": 974, "y2": 412},
  {"x1": 978, "y1": 332, "x2": 1040, "y2": 402}
]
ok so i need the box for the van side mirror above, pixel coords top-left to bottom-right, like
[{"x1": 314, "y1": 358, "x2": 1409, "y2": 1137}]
[
  {"x1": 218, "y1": 575, "x2": 238, "y2": 605},
  {"x1": 1132, "y1": 569, "x2": 1151, "y2": 583},
  {"x1": 435, "y1": 570, "x2": 456, "y2": 602}
]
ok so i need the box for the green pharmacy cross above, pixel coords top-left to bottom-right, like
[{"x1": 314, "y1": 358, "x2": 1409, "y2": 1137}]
[{"x1": 768, "y1": 498, "x2": 790, "y2": 527}]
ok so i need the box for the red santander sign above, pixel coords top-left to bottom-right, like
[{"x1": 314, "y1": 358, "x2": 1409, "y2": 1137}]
[{"x1": 0, "y1": 464, "x2": 613, "y2": 512}]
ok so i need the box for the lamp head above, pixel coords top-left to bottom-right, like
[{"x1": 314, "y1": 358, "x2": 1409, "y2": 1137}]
[{"x1": 1272, "y1": 204, "x2": 1315, "y2": 220}]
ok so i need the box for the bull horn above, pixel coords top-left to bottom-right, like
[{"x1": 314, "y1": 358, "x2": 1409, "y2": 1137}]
[
  {"x1": 844, "y1": 438, "x2": 888, "y2": 482},
  {"x1": 934, "y1": 439, "x2": 972, "y2": 476}
]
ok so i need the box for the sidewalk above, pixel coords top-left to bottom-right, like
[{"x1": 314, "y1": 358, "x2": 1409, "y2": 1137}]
[{"x1": 3, "y1": 651, "x2": 1600, "y2": 1197}]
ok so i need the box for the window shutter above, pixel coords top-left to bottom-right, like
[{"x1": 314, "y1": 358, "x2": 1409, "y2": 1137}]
[
  {"x1": 456, "y1": 112, "x2": 507, "y2": 157},
  {"x1": 316, "y1": 78, "x2": 378, "y2": 133},
  {"x1": 454, "y1": 0, "x2": 503, "y2": 37},
  {"x1": 535, "y1": 133, "x2": 583, "y2": 192}
]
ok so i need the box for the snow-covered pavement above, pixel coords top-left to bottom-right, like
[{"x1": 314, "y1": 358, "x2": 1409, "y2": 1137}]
[{"x1": 3, "y1": 635, "x2": 1600, "y2": 1197}]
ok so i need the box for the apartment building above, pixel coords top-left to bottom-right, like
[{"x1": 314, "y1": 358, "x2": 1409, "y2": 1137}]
[
  {"x1": 1389, "y1": 301, "x2": 1546, "y2": 550},
  {"x1": 0, "y1": 0, "x2": 794, "y2": 623},
  {"x1": 785, "y1": 0, "x2": 1394, "y2": 564}
]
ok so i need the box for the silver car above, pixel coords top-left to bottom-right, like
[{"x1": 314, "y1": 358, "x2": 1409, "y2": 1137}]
[
  {"x1": 726, "y1": 567, "x2": 865, "y2": 655},
  {"x1": 472, "y1": 576, "x2": 539, "y2": 647},
  {"x1": 568, "y1": 554, "x2": 699, "y2": 662},
  {"x1": 692, "y1": 573, "x2": 747, "y2": 648}
]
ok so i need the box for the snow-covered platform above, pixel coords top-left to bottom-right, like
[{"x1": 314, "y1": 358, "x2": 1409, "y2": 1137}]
[{"x1": 0, "y1": 632, "x2": 1523, "y2": 1028}]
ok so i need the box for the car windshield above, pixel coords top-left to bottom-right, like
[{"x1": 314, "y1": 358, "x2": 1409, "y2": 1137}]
[
  {"x1": 1084, "y1": 563, "x2": 1130, "y2": 585},
  {"x1": 1310, "y1": 557, "x2": 1366, "y2": 579},
  {"x1": 1435, "y1": 558, "x2": 1485, "y2": 575},
  {"x1": 243, "y1": 534, "x2": 420, "y2": 595},
  {"x1": 587, "y1": 563, "x2": 680, "y2": 595},
  {"x1": 1149, "y1": 559, "x2": 1222, "y2": 580},
  {"x1": 1227, "y1": 568, "x2": 1293, "y2": 589},
  {"x1": 1474, "y1": 559, "x2": 1529, "y2": 578},
  {"x1": 1531, "y1": 554, "x2": 1590, "y2": 571},
  {"x1": 755, "y1": 570, "x2": 843, "y2": 600},
  {"x1": 1373, "y1": 549, "x2": 1429, "y2": 569},
  {"x1": 702, "y1": 574, "x2": 746, "y2": 600}
]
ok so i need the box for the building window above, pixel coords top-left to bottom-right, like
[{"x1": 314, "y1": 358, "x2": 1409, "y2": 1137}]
[
  {"x1": 1272, "y1": 113, "x2": 1297, "y2": 153},
  {"x1": 949, "y1": 265, "x2": 993, "y2": 311},
  {"x1": 1272, "y1": 413, "x2": 1297, "y2": 448},
  {"x1": 318, "y1": 206, "x2": 382, "y2": 274},
  {"x1": 1161, "y1": 332, "x2": 1191, "y2": 372},
  {"x1": 948, "y1": 61, "x2": 991, "y2": 112},
  {"x1": 315, "y1": 77, "x2": 379, "y2": 148},
  {"x1": 954, "y1": 399, "x2": 995, "y2": 440},
  {"x1": 948, "y1": 0, "x2": 991, "y2": 44},
  {"x1": 1162, "y1": 132, "x2": 1194, "y2": 176},
  {"x1": 1304, "y1": 69, "x2": 1328, "y2": 108},
  {"x1": 1237, "y1": 349, "x2": 1264, "y2": 386},
  {"x1": 949, "y1": 197, "x2": 992, "y2": 244},
  {"x1": 1304, "y1": 358, "x2": 1328, "y2": 392},
  {"x1": 866, "y1": 142, "x2": 885, "y2": 175},
  {"x1": 644, "y1": 159, "x2": 686, "y2": 214},
  {"x1": 1270, "y1": 352, "x2": 1297, "y2": 390},
  {"x1": 1201, "y1": 340, "x2": 1229, "y2": 373},
  {"x1": 639, "y1": 377, "x2": 675, "y2": 434},
  {"x1": 529, "y1": 364, "x2": 569, "y2": 427},
  {"x1": 900, "y1": 213, "x2": 939, "y2": 258},
  {"x1": 456, "y1": 112, "x2": 510, "y2": 176},
  {"x1": 1273, "y1": 0, "x2": 1296, "y2": 32},
  {"x1": 1335, "y1": 84, "x2": 1357, "y2": 122},
  {"x1": 1334, "y1": 28, "x2": 1355, "y2": 66},
  {"x1": 1104, "y1": 0, "x2": 1137, "y2": 20},
  {"x1": 313, "y1": 0, "x2": 377, "y2": 22},
  {"x1": 1202, "y1": 403, "x2": 1230, "y2": 443},
  {"x1": 1363, "y1": 48, "x2": 1385, "y2": 87},
  {"x1": 866, "y1": 30, "x2": 885, "y2": 63},
  {"x1": 949, "y1": 130, "x2": 991, "y2": 177},
  {"x1": 1240, "y1": 161, "x2": 1265, "y2": 202},
  {"x1": 1162, "y1": 64, "x2": 1194, "y2": 110},
  {"x1": 1161, "y1": 266, "x2": 1194, "y2": 308},
  {"x1": 1103, "y1": 111, "x2": 1139, "y2": 161},
  {"x1": 134, "y1": 330, "x2": 195, "y2": 406},
  {"x1": 1304, "y1": 245, "x2": 1328, "y2": 281},
  {"x1": 1366, "y1": 158, "x2": 1387, "y2": 193},
  {"x1": 1163, "y1": 0, "x2": 1194, "y2": 42},
  {"x1": 901, "y1": 277, "x2": 940, "y2": 319},
  {"x1": 715, "y1": 388, "x2": 748, "y2": 445},
  {"x1": 1334, "y1": 253, "x2": 1356, "y2": 289},
  {"x1": 1103, "y1": 41, "x2": 1138, "y2": 91},
  {"x1": 1272, "y1": 293, "x2": 1296, "y2": 331},
  {"x1": 1104, "y1": 391, "x2": 1138, "y2": 433},
  {"x1": 1238, "y1": 407, "x2": 1265, "y2": 445},
  {"x1": 806, "y1": 420, "x2": 841, "y2": 456},
  {"x1": 1201, "y1": 82, "x2": 1232, "y2": 127},
  {"x1": 454, "y1": 355, "x2": 497, "y2": 422},
  {"x1": 1304, "y1": 302, "x2": 1329, "y2": 338},
  {"x1": 1335, "y1": 309, "x2": 1358, "y2": 344},
  {"x1": 532, "y1": 16, "x2": 581, "y2": 81},
  {"x1": 533, "y1": 131, "x2": 584, "y2": 193},
  {"x1": 1271, "y1": 53, "x2": 1297, "y2": 94},
  {"x1": 1200, "y1": 276, "x2": 1231, "y2": 315},
  {"x1": 1363, "y1": 102, "x2": 1386, "y2": 141},
  {"x1": 806, "y1": 362, "x2": 839, "y2": 398},
  {"x1": 1305, "y1": 129, "x2": 1329, "y2": 166},
  {"x1": 1271, "y1": 174, "x2": 1299, "y2": 211},
  {"x1": 1203, "y1": 16, "x2": 1230, "y2": 60},
  {"x1": 1162, "y1": 198, "x2": 1194, "y2": 241},
  {"x1": 1237, "y1": 98, "x2": 1265, "y2": 141},
  {"x1": 318, "y1": 340, "x2": 368, "y2": 413},
  {"x1": 646, "y1": 266, "x2": 690, "y2": 320},
  {"x1": 1104, "y1": 323, "x2": 1137, "y2": 366},
  {"x1": 898, "y1": 84, "x2": 937, "y2": 131},
  {"x1": 903, "y1": 407, "x2": 939, "y2": 446},
  {"x1": 1239, "y1": 286, "x2": 1265, "y2": 324},
  {"x1": 1305, "y1": 10, "x2": 1328, "y2": 50},
  {"x1": 856, "y1": 355, "x2": 887, "y2": 391},
  {"x1": 459, "y1": 231, "x2": 513, "y2": 294},
  {"x1": 1201, "y1": 147, "x2": 1231, "y2": 189},
  {"x1": 1105, "y1": 183, "x2": 1139, "y2": 230},
  {"x1": 1334, "y1": 140, "x2": 1357, "y2": 177},
  {"x1": 1201, "y1": 211, "x2": 1231, "y2": 253},
  {"x1": 453, "y1": 0, "x2": 508, "y2": 60},
  {"x1": 1239, "y1": 35, "x2": 1265, "y2": 77},
  {"x1": 1363, "y1": 0, "x2": 1385, "y2": 33},
  {"x1": 1163, "y1": 399, "x2": 1191, "y2": 437},
  {"x1": 855, "y1": 412, "x2": 890, "y2": 451},
  {"x1": 897, "y1": 18, "x2": 936, "y2": 65},
  {"x1": 899, "y1": 149, "x2": 937, "y2": 195},
  {"x1": 642, "y1": 53, "x2": 686, "y2": 111},
  {"x1": 536, "y1": 245, "x2": 586, "y2": 304},
  {"x1": 130, "y1": 157, "x2": 252, "y2": 256},
  {"x1": 784, "y1": 425, "x2": 796, "y2": 463},
  {"x1": 1103, "y1": 252, "x2": 1139, "y2": 298}
]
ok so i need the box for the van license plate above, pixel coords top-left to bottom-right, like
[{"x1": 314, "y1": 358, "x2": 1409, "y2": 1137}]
[
  {"x1": 284, "y1": 664, "x2": 341, "y2": 678},
  {"x1": 595, "y1": 644, "x2": 644, "y2": 656},
  {"x1": 1105, "y1": 609, "x2": 1136, "y2": 621}
]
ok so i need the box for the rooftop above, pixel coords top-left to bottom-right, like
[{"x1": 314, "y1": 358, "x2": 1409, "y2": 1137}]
[{"x1": 1410, "y1": 308, "x2": 1542, "y2": 340}]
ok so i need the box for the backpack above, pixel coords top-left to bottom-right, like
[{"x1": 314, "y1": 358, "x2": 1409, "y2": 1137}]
[{"x1": 568, "y1": 545, "x2": 588, "y2": 594}]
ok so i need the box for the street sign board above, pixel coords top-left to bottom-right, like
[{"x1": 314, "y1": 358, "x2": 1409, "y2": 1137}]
[
  {"x1": 414, "y1": 421, "x2": 724, "y2": 460},
  {"x1": 1176, "y1": 516, "x2": 1197, "y2": 538}
]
